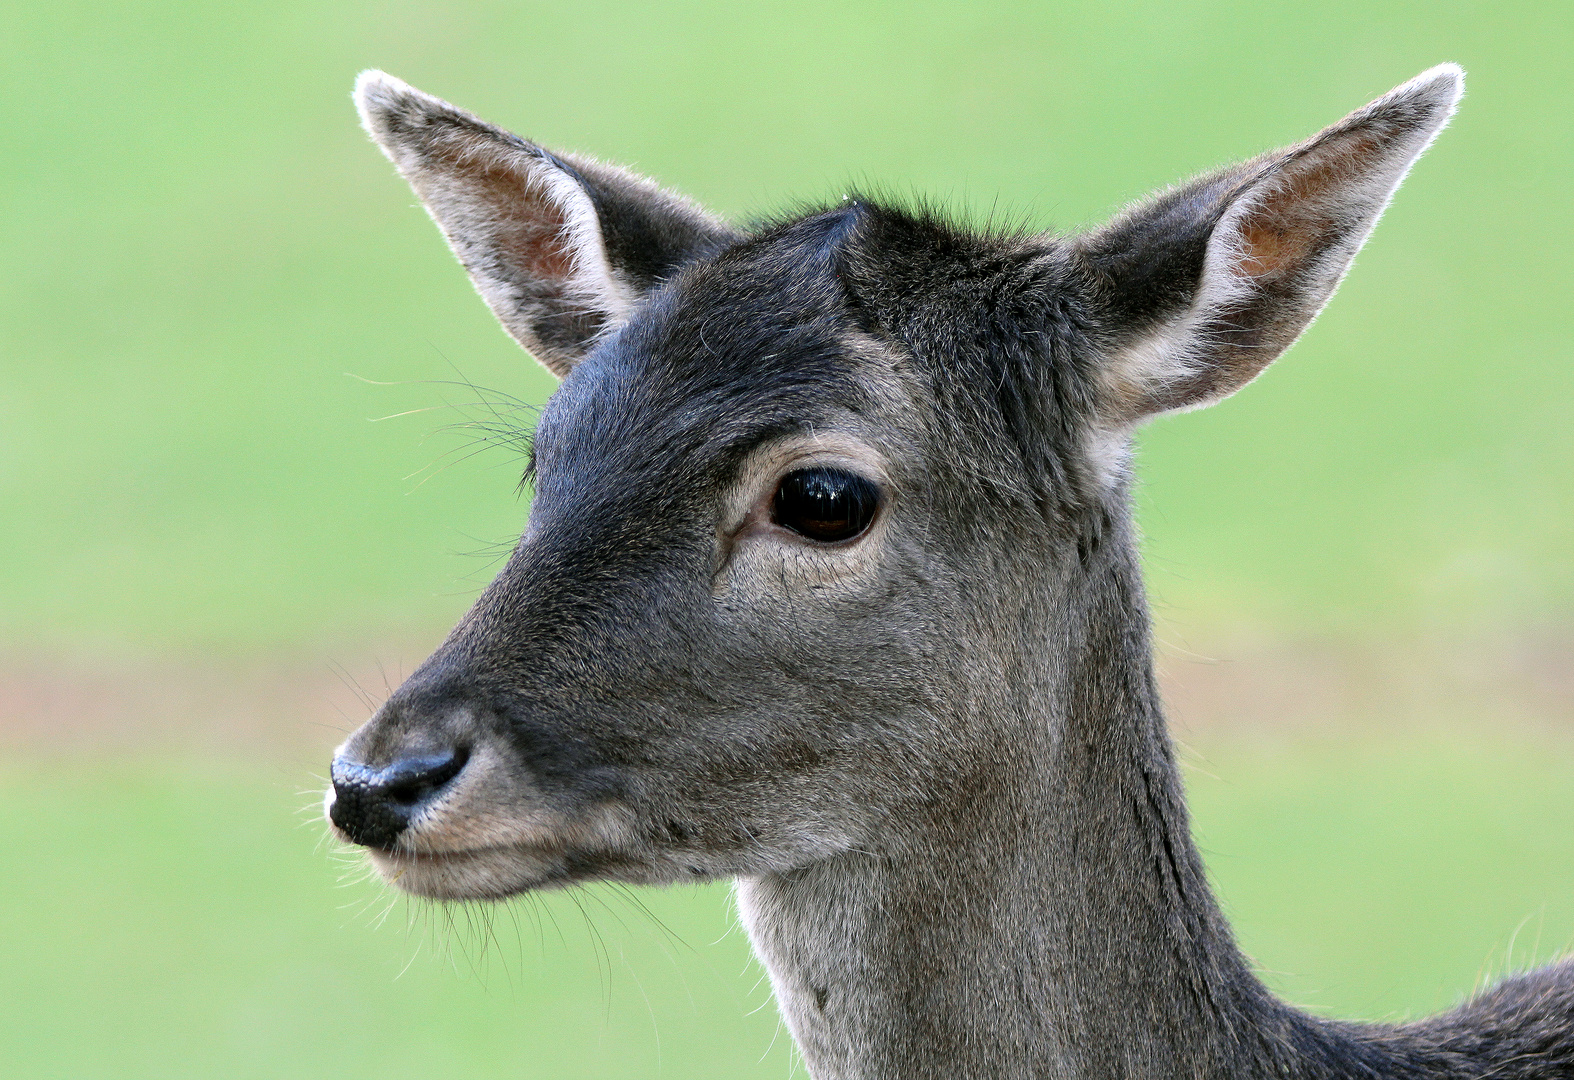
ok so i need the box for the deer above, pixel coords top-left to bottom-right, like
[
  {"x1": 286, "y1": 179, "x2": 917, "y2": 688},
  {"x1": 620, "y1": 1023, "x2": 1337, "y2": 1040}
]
[{"x1": 326, "y1": 64, "x2": 1574, "y2": 1078}]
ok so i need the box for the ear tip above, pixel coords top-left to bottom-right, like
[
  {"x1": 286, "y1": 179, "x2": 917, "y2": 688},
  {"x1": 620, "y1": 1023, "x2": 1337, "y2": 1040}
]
[
  {"x1": 1415, "y1": 61, "x2": 1465, "y2": 98},
  {"x1": 352, "y1": 70, "x2": 440, "y2": 133},
  {"x1": 1396, "y1": 62, "x2": 1467, "y2": 115},
  {"x1": 354, "y1": 69, "x2": 404, "y2": 107},
  {"x1": 1343, "y1": 63, "x2": 1465, "y2": 148}
]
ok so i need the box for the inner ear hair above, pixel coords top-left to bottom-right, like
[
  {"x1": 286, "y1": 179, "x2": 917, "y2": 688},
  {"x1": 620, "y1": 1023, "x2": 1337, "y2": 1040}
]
[{"x1": 1079, "y1": 64, "x2": 1463, "y2": 425}]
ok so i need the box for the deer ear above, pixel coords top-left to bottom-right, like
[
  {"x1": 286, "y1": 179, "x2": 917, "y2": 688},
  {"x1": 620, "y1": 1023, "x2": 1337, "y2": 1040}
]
[
  {"x1": 355, "y1": 71, "x2": 741, "y2": 377},
  {"x1": 1077, "y1": 64, "x2": 1463, "y2": 424}
]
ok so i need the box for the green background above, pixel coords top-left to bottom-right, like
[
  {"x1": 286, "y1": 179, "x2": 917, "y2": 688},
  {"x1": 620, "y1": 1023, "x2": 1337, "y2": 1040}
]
[{"x1": 2, "y1": 1, "x2": 1570, "y2": 1076}]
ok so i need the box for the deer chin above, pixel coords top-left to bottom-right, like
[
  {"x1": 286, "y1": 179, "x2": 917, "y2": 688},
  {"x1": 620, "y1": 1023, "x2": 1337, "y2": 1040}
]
[{"x1": 365, "y1": 843, "x2": 565, "y2": 900}]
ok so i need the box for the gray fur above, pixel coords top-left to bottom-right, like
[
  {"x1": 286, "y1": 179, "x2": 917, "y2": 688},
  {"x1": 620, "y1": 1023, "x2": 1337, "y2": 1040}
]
[{"x1": 328, "y1": 65, "x2": 1574, "y2": 1078}]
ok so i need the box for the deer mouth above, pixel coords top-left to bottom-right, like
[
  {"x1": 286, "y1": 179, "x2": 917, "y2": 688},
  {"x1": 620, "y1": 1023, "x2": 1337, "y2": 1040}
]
[{"x1": 345, "y1": 798, "x2": 646, "y2": 901}]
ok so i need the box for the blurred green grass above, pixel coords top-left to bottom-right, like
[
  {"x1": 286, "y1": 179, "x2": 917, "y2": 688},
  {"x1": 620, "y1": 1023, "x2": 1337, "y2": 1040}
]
[
  {"x1": 2, "y1": 0, "x2": 1569, "y2": 651},
  {"x1": 2, "y1": 1, "x2": 1571, "y2": 1077},
  {"x1": 2, "y1": 726, "x2": 1570, "y2": 1079},
  {"x1": 1188, "y1": 723, "x2": 1574, "y2": 1019}
]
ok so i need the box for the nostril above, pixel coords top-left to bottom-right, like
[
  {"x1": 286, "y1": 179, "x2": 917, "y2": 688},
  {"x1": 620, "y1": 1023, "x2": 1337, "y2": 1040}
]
[{"x1": 381, "y1": 748, "x2": 469, "y2": 806}]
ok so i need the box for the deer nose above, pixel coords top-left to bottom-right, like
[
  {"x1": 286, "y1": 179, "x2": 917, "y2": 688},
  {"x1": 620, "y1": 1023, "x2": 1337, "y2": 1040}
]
[{"x1": 328, "y1": 747, "x2": 469, "y2": 849}]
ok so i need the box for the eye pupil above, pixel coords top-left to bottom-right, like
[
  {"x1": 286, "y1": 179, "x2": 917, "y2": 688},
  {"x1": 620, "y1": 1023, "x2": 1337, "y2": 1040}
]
[{"x1": 771, "y1": 468, "x2": 880, "y2": 543}]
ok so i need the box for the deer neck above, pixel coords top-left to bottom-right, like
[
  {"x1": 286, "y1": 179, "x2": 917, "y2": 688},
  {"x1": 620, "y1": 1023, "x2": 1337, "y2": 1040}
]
[{"x1": 736, "y1": 524, "x2": 1273, "y2": 1080}]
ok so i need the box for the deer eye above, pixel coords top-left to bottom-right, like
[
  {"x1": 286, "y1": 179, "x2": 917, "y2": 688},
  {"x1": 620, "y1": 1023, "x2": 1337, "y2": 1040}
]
[{"x1": 771, "y1": 467, "x2": 881, "y2": 543}]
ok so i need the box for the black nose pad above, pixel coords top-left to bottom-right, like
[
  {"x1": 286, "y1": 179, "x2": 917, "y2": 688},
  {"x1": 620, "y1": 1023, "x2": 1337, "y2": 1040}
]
[{"x1": 329, "y1": 748, "x2": 469, "y2": 849}]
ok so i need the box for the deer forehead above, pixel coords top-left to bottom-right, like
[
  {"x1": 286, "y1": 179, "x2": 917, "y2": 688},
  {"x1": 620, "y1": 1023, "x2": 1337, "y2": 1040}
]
[{"x1": 530, "y1": 259, "x2": 924, "y2": 509}]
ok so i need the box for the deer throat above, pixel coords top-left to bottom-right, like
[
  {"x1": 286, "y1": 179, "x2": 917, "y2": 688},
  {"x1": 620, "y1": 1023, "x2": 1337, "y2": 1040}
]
[{"x1": 735, "y1": 697, "x2": 1257, "y2": 1077}]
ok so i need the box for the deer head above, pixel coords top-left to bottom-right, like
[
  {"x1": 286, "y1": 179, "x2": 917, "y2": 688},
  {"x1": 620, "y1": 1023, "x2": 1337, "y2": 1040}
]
[{"x1": 327, "y1": 68, "x2": 1460, "y2": 904}]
